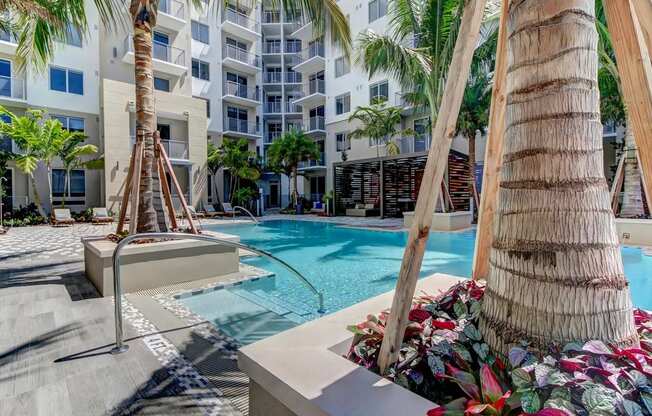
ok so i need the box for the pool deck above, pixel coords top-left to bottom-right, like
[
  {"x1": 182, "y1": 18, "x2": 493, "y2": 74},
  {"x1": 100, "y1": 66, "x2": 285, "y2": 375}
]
[{"x1": 1, "y1": 215, "x2": 649, "y2": 415}]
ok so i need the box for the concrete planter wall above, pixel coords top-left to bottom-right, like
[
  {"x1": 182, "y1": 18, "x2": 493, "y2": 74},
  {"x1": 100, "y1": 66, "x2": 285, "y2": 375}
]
[
  {"x1": 403, "y1": 211, "x2": 473, "y2": 231},
  {"x1": 616, "y1": 218, "x2": 652, "y2": 247},
  {"x1": 238, "y1": 274, "x2": 463, "y2": 416},
  {"x1": 82, "y1": 230, "x2": 240, "y2": 296}
]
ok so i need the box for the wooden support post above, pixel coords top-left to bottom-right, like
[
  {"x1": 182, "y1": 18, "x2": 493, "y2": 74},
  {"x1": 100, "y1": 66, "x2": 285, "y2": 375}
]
[
  {"x1": 632, "y1": 0, "x2": 652, "y2": 53},
  {"x1": 604, "y1": 0, "x2": 652, "y2": 217},
  {"x1": 471, "y1": 0, "x2": 509, "y2": 281},
  {"x1": 377, "y1": 0, "x2": 487, "y2": 374},
  {"x1": 128, "y1": 141, "x2": 143, "y2": 235},
  {"x1": 157, "y1": 156, "x2": 179, "y2": 230},
  {"x1": 637, "y1": 151, "x2": 651, "y2": 211},
  {"x1": 379, "y1": 160, "x2": 384, "y2": 218},
  {"x1": 158, "y1": 142, "x2": 198, "y2": 234},
  {"x1": 611, "y1": 153, "x2": 626, "y2": 214},
  {"x1": 116, "y1": 141, "x2": 138, "y2": 233}
]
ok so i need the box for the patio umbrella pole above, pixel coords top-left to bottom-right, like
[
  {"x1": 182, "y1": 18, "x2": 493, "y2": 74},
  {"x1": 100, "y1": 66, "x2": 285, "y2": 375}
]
[{"x1": 377, "y1": 0, "x2": 487, "y2": 374}]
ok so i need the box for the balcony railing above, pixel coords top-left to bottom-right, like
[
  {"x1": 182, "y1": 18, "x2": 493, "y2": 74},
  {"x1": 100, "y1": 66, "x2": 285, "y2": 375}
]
[
  {"x1": 265, "y1": 102, "x2": 282, "y2": 113},
  {"x1": 295, "y1": 42, "x2": 324, "y2": 64},
  {"x1": 285, "y1": 102, "x2": 302, "y2": 113},
  {"x1": 0, "y1": 76, "x2": 26, "y2": 100},
  {"x1": 162, "y1": 139, "x2": 189, "y2": 159},
  {"x1": 159, "y1": 0, "x2": 185, "y2": 19},
  {"x1": 224, "y1": 81, "x2": 260, "y2": 101},
  {"x1": 398, "y1": 135, "x2": 431, "y2": 154},
  {"x1": 299, "y1": 152, "x2": 325, "y2": 168},
  {"x1": 285, "y1": 72, "x2": 302, "y2": 83},
  {"x1": 285, "y1": 43, "x2": 302, "y2": 53},
  {"x1": 222, "y1": 44, "x2": 261, "y2": 68},
  {"x1": 308, "y1": 78, "x2": 325, "y2": 95},
  {"x1": 264, "y1": 72, "x2": 282, "y2": 83},
  {"x1": 223, "y1": 8, "x2": 260, "y2": 32},
  {"x1": 264, "y1": 131, "x2": 281, "y2": 143},
  {"x1": 263, "y1": 42, "x2": 281, "y2": 54},
  {"x1": 124, "y1": 35, "x2": 185, "y2": 66},
  {"x1": 308, "y1": 116, "x2": 325, "y2": 131},
  {"x1": 263, "y1": 10, "x2": 281, "y2": 24},
  {"x1": 224, "y1": 117, "x2": 260, "y2": 135}
]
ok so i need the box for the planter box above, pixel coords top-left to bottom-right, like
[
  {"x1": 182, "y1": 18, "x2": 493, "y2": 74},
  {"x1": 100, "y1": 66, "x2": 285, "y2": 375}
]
[
  {"x1": 238, "y1": 273, "x2": 463, "y2": 416},
  {"x1": 403, "y1": 211, "x2": 472, "y2": 231},
  {"x1": 82, "y1": 230, "x2": 240, "y2": 296},
  {"x1": 616, "y1": 218, "x2": 652, "y2": 247}
]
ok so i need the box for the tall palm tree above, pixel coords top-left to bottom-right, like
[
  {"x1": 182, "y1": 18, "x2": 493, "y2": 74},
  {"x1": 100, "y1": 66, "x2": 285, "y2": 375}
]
[
  {"x1": 0, "y1": 0, "x2": 122, "y2": 70},
  {"x1": 595, "y1": 0, "x2": 646, "y2": 218},
  {"x1": 266, "y1": 129, "x2": 319, "y2": 207},
  {"x1": 206, "y1": 142, "x2": 224, "y2": 209},
  {"x1": 219, "y1": 138, "x2": 260, "y2": 203},
  {"x1": 348, "y1": 100, "x2": 413, "y2": 158},
  {"x1": 129, "y1": 0, "x2": 350, "y2": 233},
  {"x1": 478, "y1": 0, "x2": 637, "y2": 355}
]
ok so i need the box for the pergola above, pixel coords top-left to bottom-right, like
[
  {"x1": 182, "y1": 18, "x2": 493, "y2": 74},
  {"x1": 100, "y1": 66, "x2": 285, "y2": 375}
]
[
  {"x1": 378, "y1": 0, "x2": 652, "y2": 373},
  {"x1": 333, "y1": 150, "x2": 471, "y2": 218}
]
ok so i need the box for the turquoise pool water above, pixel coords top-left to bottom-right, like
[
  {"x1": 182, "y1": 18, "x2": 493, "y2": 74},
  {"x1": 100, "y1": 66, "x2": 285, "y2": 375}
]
[{"x1": 181, "y1": 220, "x2": 652, "y2": 345}]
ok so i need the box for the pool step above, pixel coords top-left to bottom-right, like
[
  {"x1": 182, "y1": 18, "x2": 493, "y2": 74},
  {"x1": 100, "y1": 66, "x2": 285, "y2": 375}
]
[
  {"x1": 248, "y1": 288, "x2": 321, "y2": 320},
  {"x1": 229, "y1": 288, "x2": 308, "y2": 325}
]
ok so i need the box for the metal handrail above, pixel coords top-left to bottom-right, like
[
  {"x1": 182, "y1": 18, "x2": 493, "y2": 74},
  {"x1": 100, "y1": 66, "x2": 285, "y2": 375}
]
[
  {"x1": 232, "y1": 205, "x2": 259, "y2": 224},
  {"x1": 111, "y1": 232, "x2": 326, "y2": 354}
]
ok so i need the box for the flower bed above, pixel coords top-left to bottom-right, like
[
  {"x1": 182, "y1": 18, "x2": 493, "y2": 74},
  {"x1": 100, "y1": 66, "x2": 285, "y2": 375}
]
[{"x1": 347, "y1": 280, "x2": 652, "y2": 415}]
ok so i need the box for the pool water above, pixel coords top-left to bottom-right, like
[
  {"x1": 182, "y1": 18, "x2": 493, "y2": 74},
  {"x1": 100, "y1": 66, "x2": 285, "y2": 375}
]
[{"x1": 181, "y1": 220, "x2": 652, "y2": 345}]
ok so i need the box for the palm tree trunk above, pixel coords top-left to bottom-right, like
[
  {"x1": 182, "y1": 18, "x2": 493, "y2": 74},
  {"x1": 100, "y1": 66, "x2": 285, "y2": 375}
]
[
  {"x1": 29, "y1": 175, "x2": 45, "y2": 217},
  {"x1": 46, "y1": 163, "x2": 53, "y2": 216},
  {"x1": 211, "y1": 170, "x2": 222, "y2": 208},
  {"x1": 292, "y1": 166, "x2": 298, "y2": 207},
  {"x1": 620, "y1": 121, "x2": 645, "y2": 218},
  {"x1": 61, "y1": 168, "x2": 68, "y2": 208},
  {"x1": 131, "y1": 2, "x2": 159, "y2": 233},
  {"x1": 479, "y1": 0, "x2": 637, "y2": 355}
]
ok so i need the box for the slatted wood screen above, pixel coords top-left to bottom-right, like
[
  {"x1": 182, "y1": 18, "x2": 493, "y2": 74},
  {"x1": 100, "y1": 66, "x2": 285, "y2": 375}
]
[{"x1": 334, "y1": 150, "x2": 471, "y2": 218}]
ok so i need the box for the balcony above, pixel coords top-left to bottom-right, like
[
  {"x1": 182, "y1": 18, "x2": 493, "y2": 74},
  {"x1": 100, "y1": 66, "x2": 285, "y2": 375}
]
[
  {"x1": 289, "y1": 16, "x2": 312, "y2": 40},
  {"x1": 397, "y1": 134, "x2": 431, "y2": 154},
  {"x1": 264, "y1": 131, "x2": 281, "y2": 144},
  {"x1": 285, "y1": 72, "x2": 302, "y2": 83},
  {"x1": 306, "y1": 116, "x2": 325, "y2": 134},
  {"x1": 265, "y1": 102, "x2": 282, "y2": 114},
  {"x1": 0, "y1": 76, "x2": 26, "y2": 102},
  {"x1": 263, "y1": 42, "x2": 282, "y2": 54},
  {"x1": 263, "y1": 72, "x2": 282, "y2": 84},
  {"x1": 0, "y1": 30, "x2": 17, "y2": 55},
  {"x1": 223, "y1": 81, "x2": 260, "y2": 107},
  {"x1": 157, "y1": 0, "x2": 185, "y2": 32},
  {"x1": 292, "y1": 42, "x2": 325, "y2": 74},
  {"x1": 131, "y1": 136, "x2": 190, "y2": 161},
  {"x1": 123, "y1": 35, "x2": 186, "y2": 77},
  {"x1": 223, "y1": 117, "x2": 261, "y2": 139},
  {"x1": 263, "y1": 10, "x2": 281, "y2": 24},
  {"x1": 221, "y1": 8, "x2": 260, "y2": 43},
  {"x1": 293, "y1": 79, "x2": 325, "y2": 108},
  {"x1": 298, "y1": 152, "x2": 326, "y2": 170},
  {"x1": 284, "y1": 42, "x2": 302, "y2": 54},
  {"x1": 285, "y1": 101, "x2": 302, "y2": 114},
  {"x1": 222, "y1": 44, "x2": 261, "y2": 76}
]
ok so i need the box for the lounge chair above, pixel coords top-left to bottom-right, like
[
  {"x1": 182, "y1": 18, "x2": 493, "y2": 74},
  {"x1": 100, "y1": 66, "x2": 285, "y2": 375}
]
[
  {"x1": 187, "y1": 206, "x2": 205, "y2": 219},
  {"x1": 203, "y1": 205, "x2": 222, "y2": 218},
  {"x1": 92, "y1": 207, "x2": 113, "y2": 224},
  {"x1": 52, "y1": 208, "x2": 75, "y2": 227},
  {"x1": 346, "y1": 203, "x2": 380, "y2": 217},
  {"x1": 310, "y1": 201, "x2": 326, "y2": 215},
  {"x1": 222, "y1": 202, "x2": 236, "y2": 217}
]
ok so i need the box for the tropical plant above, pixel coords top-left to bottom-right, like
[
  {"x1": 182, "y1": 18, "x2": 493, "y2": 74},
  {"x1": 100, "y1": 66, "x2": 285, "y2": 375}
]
[
  {"x1": 219, "y1": 138, "x2": 260, "y2": 204},
  {"x1": 478, "y1": 1, "x2": 636, "y2": 355},
  {"x1": 57, "y1": 134, "x2": 99, "y2": 207},
  {"x1": 206, "y1": 142, "x2": 224, "y2": 208},
  {"x1": 232, "y1": 186, "x2": 256, "y2": 209},
  {"x1": 266, "y1": 129, "x2": 319, "y2": 207},
  {"x1": 127, "y1": 0, "x2": 350, "y2": 233},
  {"x1": 348, "y1": 99, "x2": 413, "y2": 158},
  {"x1": 596, "y1": 0, "x2": 646, "y2": 218},
  {"x1": 0, "y1": 107, "x2": 91, "y2": 216},
  {"x1": 0, "y1": 0, "x2": 122, "y2": 71}
]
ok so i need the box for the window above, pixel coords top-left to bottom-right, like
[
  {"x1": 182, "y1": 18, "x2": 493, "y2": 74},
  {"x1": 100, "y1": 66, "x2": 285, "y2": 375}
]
[
  {"x1": 336, "y1": 132, "x2": 350, "y2": 151},
  {"x1": 334, "y1": 56, "x2": 350, "y2": 78},
  {"x1": 192, "y1": 59, "x2": 210, "y2": 80},
  {"x1": 64, "y1": 23, "x2": 82, "y2": 47},
  {"x1": 414, "y1": 118, "x2": 430, "y2": 152},
  {"x1": 335, "y1": 93, "x2": 350, "y2": 115},
  {"x1": 191, "y1": 20, "x2": 209, "y2": 44},
  {"x1": 49, "y1": 66, "x2": 83, "y2": 95},
  {"x1": 368, "y1": 0, "x2": 388, "y2": 22},
  {"x1": 154, "y1": 77, "x2": 170, "y2": 92},
  {"x1": 369, "y1": 80, "x2": 388, "y2": 103},
  {"x1": 52, "y1": 169, "x2": 85, "y2": 197},
  {"x1": 52, "y1": 115, "x2": 85, "y2": 132}
]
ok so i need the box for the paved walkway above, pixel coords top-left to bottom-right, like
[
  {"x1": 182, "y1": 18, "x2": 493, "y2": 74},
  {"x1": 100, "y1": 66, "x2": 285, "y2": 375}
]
[{"x1": 0, "y1": 215, "x2": 405, "y2": 415}]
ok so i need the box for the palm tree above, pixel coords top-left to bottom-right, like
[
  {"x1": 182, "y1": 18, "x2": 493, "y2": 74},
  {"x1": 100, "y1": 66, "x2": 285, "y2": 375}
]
[
  {"x1": 57, "y1": 135, "x2": 99, "y2": 207},
  {"x1": 206, "y1": 142, "x2": 224, "y2": 209},
  {"x1": 348, "y1": 100, "x2": 413, "y2": 158},
  {"x1": 0, "y1": 0, "x2": 122, "y2": 70},
  {"x1": 219, "y1": 138, "x2": 260, "y2": 204},
  {"x1": 266, "y1": 129, "x2": 319, "y2": 207},
  {"x1": 127, "y1": 0, "x2": 350, "y2": 233},
  {"x1": 478, "y1": 0, "x2": 637, "y2": 355},
  {"x1": 595, "y1": 1, "x2": 646, "y2": 218}
]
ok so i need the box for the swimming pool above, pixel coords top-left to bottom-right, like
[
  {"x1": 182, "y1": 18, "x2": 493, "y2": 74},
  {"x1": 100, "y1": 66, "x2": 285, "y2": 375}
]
[{"x1": 181, "y1": 220, "x2": 652, "y2": 345}]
